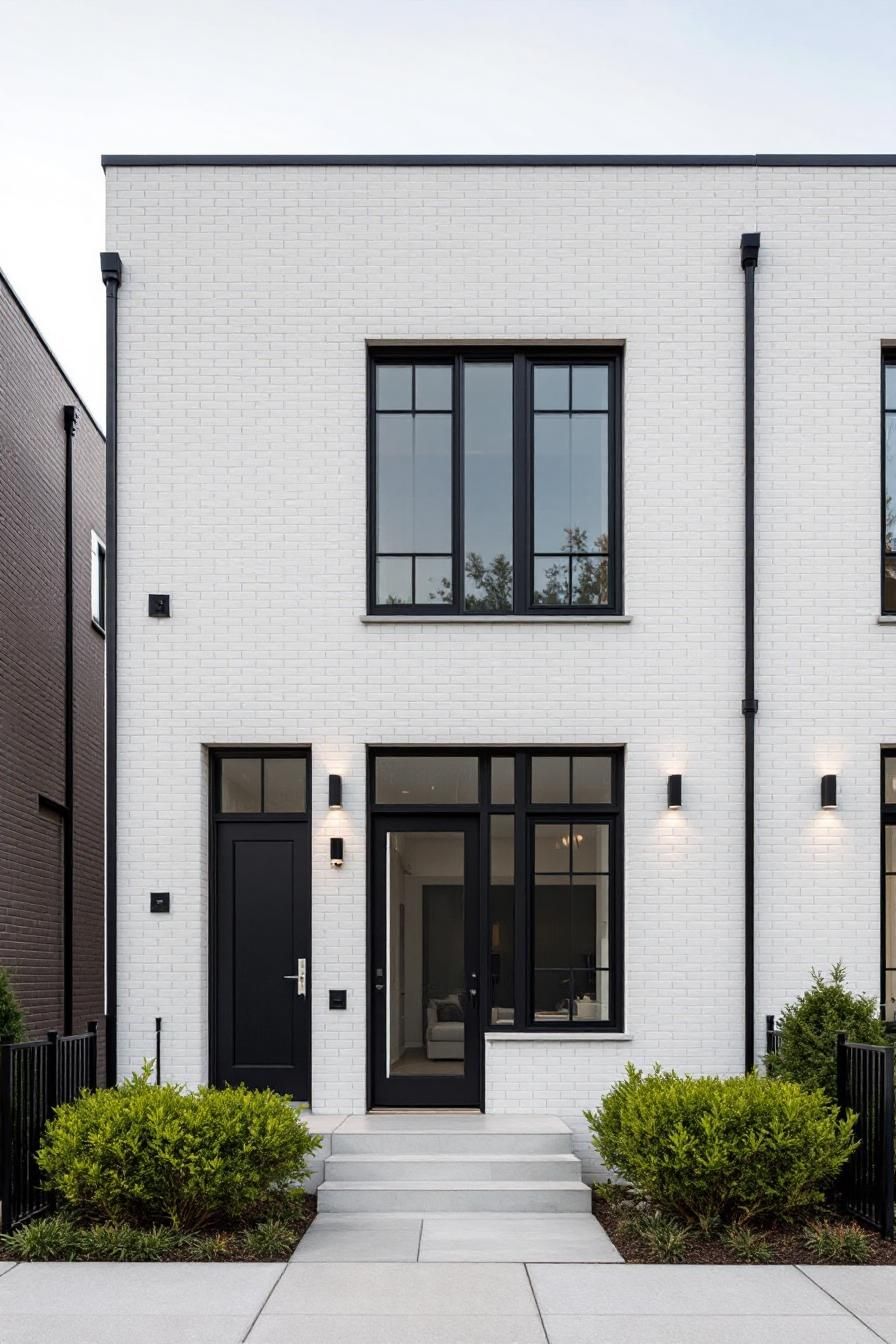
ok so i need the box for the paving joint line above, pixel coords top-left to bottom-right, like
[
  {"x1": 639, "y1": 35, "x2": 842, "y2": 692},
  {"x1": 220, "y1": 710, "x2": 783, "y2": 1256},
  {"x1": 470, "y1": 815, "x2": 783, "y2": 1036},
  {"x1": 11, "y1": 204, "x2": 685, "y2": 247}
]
[
  {"x1": 793, "y1": 1264, "x2": 888, "y2": 1342},
  {"x1": 523, "y1": 1262, "x2": 550, "y2": 1344},
  {"x1": 241, "y1": 1261, "x2": 290, "y2": 1342},
  {"x1": 416, "y1": 1218, "x2": 424, "y2": 1262}
]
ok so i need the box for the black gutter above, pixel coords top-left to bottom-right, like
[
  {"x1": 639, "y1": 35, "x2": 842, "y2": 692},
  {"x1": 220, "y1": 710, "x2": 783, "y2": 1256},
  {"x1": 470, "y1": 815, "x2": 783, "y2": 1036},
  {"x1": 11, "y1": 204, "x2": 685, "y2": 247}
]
[
  {"x1": 62, "y1": 404, "x2": 78, "y2": 1036},
  {"x1": 740, "y1": 232, "x2": 760, "y2": 1072},
  {"x1": 100, "y1": 252, "x2": 122, "y2": 1085},
  {"x1": 101, "y1": 153, "x2": 896, "y2": 169}
]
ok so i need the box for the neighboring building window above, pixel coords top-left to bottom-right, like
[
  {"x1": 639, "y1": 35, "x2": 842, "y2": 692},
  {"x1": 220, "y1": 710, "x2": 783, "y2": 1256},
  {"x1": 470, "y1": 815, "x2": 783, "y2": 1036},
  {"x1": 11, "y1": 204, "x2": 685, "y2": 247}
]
[
  {"x1": 884, "y1": 752, "x2": 896, "y2": 1020},
  {"x1": 369, "y1": 351, "x2": 622, "y2": 615},
  {"x1": 370, "y1": 747, "x2": 623, "y2": 1030},
  {"x1": 91, "y1": 531, "x2": 106, "y2": 633},
  {"x1": 885, "y1": 359, "x2": 896, "y2": 612}
]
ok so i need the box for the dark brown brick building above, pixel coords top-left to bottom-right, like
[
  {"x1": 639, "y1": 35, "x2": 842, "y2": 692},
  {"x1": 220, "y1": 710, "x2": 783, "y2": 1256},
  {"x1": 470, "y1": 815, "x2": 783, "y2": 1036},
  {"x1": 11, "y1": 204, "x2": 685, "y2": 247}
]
[{"x1": 0, "y1": 268, "x2": 105, "y2": 1053}]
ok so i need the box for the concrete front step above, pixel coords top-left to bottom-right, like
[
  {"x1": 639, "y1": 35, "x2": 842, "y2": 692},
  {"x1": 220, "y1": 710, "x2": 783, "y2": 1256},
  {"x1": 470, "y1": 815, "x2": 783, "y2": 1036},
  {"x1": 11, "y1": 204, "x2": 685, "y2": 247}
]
[
  {"x1": 324, "y1": 1153, "x2": 583, "y2": 1183},
  {"x1": 316, "y1": 1180, "x2": 592, "y2": 1214},
  {"x1": 332, "y1": 1116, "x2": 572, "y2": 1156}
]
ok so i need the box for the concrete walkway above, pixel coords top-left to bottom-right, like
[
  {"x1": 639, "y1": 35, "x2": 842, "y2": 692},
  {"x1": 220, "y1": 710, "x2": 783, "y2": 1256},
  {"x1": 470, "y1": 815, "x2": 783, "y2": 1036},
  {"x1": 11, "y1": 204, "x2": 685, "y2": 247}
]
[{"x1": 2, "y1": 1256, "x2": 896, "y2": 1343}]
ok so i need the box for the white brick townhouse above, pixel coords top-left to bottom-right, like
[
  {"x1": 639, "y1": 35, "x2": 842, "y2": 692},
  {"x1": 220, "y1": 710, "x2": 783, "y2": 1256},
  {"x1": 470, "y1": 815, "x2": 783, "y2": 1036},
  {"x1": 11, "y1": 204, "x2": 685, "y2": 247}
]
[{"x1": 100, "y1": 154, "x2": 896, "y2": 1174}]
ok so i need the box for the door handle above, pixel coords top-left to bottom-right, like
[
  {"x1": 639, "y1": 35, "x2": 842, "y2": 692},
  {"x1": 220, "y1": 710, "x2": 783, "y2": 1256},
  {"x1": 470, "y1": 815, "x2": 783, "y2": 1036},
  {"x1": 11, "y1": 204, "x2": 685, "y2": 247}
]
[{"x1": 283, "y1": 958, "x2": 307, "y2": 997}]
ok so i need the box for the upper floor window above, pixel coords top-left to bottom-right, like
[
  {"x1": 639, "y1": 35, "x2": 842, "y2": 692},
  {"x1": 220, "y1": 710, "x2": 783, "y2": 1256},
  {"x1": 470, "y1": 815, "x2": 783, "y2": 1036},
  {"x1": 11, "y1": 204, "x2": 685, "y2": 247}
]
[
  {"x1": 369, "y1": 350, "x2": 622, "y2": 615},
  {"x1": 884, "y1": 358, "x2": 896, "y2": 612}
]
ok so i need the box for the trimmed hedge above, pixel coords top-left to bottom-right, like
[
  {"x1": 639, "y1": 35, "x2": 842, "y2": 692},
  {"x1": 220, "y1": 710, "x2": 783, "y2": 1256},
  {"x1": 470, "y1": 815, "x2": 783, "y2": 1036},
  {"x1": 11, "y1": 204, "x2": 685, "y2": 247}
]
[
  {"x1": 38, "y1": 1067, "x2": 320, "y2": 1231},
  {"x1": 586, "y1": 1064, "x2": 857, "y2": 1225}
]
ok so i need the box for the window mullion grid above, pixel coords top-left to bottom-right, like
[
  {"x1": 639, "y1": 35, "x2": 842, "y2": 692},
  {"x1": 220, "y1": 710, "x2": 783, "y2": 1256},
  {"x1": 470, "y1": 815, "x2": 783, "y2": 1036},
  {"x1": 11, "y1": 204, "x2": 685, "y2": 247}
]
[
  {"x1": 454, "y1": 354, "x2": 463, "y2": 614},
  {"x1": 512, "y1": 353, "x2": 528, "y2": 615}
]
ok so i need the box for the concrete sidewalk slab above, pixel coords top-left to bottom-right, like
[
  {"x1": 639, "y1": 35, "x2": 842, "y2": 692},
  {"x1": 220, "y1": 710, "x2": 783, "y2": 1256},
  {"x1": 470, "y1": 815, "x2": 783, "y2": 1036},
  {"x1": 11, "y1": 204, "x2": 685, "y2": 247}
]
[
  {"x1": 0, "y1": 1261, "x2": 282, "y2": 1344},
  {"x1": 418, "y1": 1212, "x2": 621, "y2": 1262},
  {"x1": 265, "y1": 1261, "x2": 538, "y2": 1317},
  {"x1": 540, "y1": 1315, "x2": 879, "y2": 1344},
  {"x1": 292, "y1": 1214, "x2": 422, "y2": 1261},
  {"x1": 249, "y1": 1316, "x2": 548, "y2": 1343},
  {"x1": 799, "y1": 1265, "x2": 896, "y2": 1315},
  {"x1": 528, "y1": 1263, "x2": 847, "y2": 1316}
]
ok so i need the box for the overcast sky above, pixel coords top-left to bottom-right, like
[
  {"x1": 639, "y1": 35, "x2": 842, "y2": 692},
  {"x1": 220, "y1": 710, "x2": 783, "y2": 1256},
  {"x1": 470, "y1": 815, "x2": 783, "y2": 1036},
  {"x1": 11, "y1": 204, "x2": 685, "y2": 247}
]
[{"x1": 3, "y1": 0, "x2": 896, "y2": 425}]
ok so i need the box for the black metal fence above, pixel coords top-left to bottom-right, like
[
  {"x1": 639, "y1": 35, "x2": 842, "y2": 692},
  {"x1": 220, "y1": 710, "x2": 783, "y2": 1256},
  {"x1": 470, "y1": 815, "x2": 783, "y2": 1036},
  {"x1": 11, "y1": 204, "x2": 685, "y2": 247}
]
[
  {"x1": 836, "y1": 1031, "x2": 895, "y2": 1238},
  {"x1": 0, "y1": 1023, "x2": 98, "y2": 1234},
  {"x1": 765, "y1": 1014, "x2": 781, "y2": 1057}
]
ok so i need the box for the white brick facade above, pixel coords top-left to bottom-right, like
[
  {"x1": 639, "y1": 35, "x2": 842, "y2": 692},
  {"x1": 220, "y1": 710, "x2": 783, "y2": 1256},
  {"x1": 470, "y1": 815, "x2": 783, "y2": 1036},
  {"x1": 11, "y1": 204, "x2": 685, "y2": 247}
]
[{"x1": 106, "y1": 162, "x2": 895, "y2": 1172}]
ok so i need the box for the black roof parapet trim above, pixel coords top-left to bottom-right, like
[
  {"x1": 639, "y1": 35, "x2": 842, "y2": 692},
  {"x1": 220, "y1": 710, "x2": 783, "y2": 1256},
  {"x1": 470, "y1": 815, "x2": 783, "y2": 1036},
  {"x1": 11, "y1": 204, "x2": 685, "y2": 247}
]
[{"x1": 101, "y1": 153, "x2": 896, "y2": 169}]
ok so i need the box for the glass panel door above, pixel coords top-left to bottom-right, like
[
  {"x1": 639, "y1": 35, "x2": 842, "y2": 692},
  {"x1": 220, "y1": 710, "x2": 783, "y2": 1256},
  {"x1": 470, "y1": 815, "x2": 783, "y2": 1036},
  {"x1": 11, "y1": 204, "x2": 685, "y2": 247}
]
[{"x1": 372, "y1": 816, "x2": 480, "y2": 1106}]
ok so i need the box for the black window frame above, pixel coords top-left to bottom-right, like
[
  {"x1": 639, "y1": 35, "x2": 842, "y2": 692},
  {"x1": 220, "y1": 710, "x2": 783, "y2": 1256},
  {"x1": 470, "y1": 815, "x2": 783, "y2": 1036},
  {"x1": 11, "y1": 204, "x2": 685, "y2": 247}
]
[
  {"x1": 367, "y1": 348, "x2": 624, "y2": 617},
  {"x1": 91, "y1": 530, "x2": 106, "y2": 636},
  {"x1": 882, "y1": 750, "x2": 896, "y2": 1022},
  {"x1": 368, "y1": 746, "x2": 624, "y2": 1033},
  {"x1": 884, "y1": 354, "x2": 896, "y2": 614},
  {"x1": 213, "y1": 748, "x2": 311, "y2": 820}
]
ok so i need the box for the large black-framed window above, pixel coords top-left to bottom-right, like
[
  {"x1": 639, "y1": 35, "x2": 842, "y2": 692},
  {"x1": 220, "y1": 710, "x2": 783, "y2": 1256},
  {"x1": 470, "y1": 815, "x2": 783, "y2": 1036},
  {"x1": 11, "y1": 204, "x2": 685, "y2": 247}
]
[
  {"x1": 368, "y1": 349, "x2": 623, "y2": 616},
  {"x1": 884, "y1": 357, "x2": 896, "y2": 613},
  {"x1": 883, "y1": 751, "x2": 896, "y2": 1021},
  {"x1": 368, "y1": 747, "x2": 624, "y2": 1031}
]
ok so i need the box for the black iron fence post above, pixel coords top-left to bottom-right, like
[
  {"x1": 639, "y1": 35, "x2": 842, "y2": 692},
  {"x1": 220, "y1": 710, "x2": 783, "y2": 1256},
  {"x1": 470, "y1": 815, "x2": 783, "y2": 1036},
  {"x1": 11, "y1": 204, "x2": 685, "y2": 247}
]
[
  {"x1": 0, "y1": 1036, "x2": 12, "y2": 1234},
  {"x1": 87, "y1": 1021, "x2": 98, "y2": 1092},
  {"x1": 836, "y1": 1031, "x2": 847, "y2": 1116},
  {"x1": 155, "y1": 1017, "x2": 162, "y2": 1086},
  {"x1": 878, "y1": 1043, "x2": 895, "y2": 1238}
]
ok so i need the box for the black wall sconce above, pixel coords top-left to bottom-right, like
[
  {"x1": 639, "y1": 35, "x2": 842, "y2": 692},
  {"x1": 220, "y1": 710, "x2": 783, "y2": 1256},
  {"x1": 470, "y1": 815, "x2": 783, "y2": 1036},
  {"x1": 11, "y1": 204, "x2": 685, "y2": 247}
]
[
  {"x1": 148, "y1": 594, "x2": 170, "y2": 618},
  {"x1": 667, "y1": 774, "x2": 682, "y2": 809},
  {"x1": 821, "y1": 774, "x2": 837, "y2": 809},
  {"x1": 330, "y1": 837, "x2": 344, "y2": 867},
  {"x1": 328, "y1": 774, "x2": 343, "y2": 808}
]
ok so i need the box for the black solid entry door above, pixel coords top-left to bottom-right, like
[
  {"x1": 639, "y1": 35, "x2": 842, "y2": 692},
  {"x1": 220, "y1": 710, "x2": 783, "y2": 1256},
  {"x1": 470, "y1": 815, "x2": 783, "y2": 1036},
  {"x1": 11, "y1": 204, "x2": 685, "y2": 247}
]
[
  {"x1": 371, "y1": 815, "x2": 481, "y2": 1107},
  {"x1": 214, "y1": 821, "x2": 310, "y2": 1098}
]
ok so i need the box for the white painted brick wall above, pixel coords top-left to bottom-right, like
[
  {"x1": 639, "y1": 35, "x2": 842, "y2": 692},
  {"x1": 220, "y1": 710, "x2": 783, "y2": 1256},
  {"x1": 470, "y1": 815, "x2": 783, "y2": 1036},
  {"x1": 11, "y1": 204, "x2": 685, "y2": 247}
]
[{"x1": 106, "y1": 164, "x2": 894, "y2": 1173}]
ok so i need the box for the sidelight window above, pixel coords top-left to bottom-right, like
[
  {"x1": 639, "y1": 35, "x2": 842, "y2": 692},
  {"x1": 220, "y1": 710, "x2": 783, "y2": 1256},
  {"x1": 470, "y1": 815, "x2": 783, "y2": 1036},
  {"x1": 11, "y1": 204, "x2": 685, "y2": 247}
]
[
  {"x1": 370, "y1": 748, "x2": 623, "y2": 1031},
  {"x1": 369, "y1": 351, "x2": 622, "y2": 615}
]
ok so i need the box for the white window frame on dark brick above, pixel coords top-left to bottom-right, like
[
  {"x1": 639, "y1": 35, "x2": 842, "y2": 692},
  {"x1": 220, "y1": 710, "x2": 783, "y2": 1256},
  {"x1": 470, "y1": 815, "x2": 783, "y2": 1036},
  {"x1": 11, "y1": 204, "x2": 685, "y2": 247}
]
[
  {"x1": 90, "y1": 530, "x2": 106, "y2": 635},
  {"x1": 367, "y1": 348, "x2": 623, "y2": 616}
]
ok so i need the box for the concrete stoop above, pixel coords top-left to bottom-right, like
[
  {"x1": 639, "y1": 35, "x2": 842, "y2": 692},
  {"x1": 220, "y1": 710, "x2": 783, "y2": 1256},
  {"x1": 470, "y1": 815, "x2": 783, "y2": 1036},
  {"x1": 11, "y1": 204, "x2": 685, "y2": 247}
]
[{"x1": 315, "y1": 1115, "x2": 592, "y2": 1214}]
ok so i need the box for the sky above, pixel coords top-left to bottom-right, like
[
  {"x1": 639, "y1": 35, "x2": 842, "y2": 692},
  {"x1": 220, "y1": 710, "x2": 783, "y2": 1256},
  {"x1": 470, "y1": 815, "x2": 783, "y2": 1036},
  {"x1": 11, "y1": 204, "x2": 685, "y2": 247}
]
[{"x1": 2, "y1": 0, "x2": 896, "y2": 426}]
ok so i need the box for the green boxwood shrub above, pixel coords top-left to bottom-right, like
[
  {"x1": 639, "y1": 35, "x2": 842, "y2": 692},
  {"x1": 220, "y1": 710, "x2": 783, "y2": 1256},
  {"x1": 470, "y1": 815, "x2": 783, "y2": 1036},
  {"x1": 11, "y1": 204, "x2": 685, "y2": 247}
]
[
  {"x1": 37, "y1": 1067, "x2": 321, "y2": 1231},
  {"x1": 586, "y1": 1064, "x2": 857, "y2": 1225},
  {"x1": 0, "y1": 968, "x2": 23, "y2": 1042},
  {"x1": 766, "y1": 963, "x2": 887, "y2": 1100}
]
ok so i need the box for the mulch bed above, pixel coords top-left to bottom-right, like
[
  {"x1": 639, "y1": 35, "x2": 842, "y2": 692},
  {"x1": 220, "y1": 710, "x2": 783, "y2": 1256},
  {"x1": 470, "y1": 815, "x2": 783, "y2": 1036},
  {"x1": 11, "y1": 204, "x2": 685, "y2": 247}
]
[{"x1": 593, "y1": 1192, "x2": 896, "y2": 1265}]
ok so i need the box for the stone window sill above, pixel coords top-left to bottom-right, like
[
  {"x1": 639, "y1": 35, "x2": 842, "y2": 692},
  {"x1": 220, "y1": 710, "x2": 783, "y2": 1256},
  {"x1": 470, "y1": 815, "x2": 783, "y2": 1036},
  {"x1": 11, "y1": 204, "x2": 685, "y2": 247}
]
[
  {"x1": 484, "y1": 1032, "x2": 633, "y2": 1042},
  {"x1": 361, "y1": 615, "x2": 633, "y2": 626}
]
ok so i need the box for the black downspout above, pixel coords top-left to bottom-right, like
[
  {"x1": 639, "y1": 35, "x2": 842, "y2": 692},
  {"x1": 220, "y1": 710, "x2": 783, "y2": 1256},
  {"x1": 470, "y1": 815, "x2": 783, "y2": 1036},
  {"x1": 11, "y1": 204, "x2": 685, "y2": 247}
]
[
  {"x1": 741, "y1": 231, "x2": 760, "y2": 1072},
  {"x1": 62, "y1": 404, "x2": 78, "y2": 1037},
  {"x1": 100, "y1": 252, "x2": 122, "y2": 1086}
]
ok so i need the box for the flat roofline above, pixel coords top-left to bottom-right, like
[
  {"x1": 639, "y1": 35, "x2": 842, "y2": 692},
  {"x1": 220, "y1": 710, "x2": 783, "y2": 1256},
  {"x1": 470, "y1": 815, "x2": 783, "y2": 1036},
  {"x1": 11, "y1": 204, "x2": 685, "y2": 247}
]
[
  {"x1": 101, "y1": 153, "x2": 896, "y2": 169},
  {"x1": 0, "y1": 268, "x2": 104, "y2": 438}
]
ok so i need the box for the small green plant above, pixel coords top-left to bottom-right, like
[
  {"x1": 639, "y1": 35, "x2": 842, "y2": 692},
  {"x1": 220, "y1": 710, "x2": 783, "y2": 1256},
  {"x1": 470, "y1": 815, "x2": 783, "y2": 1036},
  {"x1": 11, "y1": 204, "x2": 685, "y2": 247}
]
[
  {"x1": 0, "y1": 968, "x2": 24, "y2": 1042},
  {"x1": 804, "y1": 1220, "x2": 872, "y2": 1264},
  {"x1": 0, "y1": 1214, "x2": 77, "y2": 1261},
  {"x1": 767, "y1": 963, "x2": 887, "y2": 1101},
  {"x1": 586, "y1": 1064, "x2": 857, "y2": 1225},
  {"x1": 38, "y1": 1065, "x2": 321, "y2": 1231},
  {"x1": 630, "y1": 1210, "x2": 690, "y2": 1263},
  {"x1": 239, "y1": 1219, "x2": 296, "y2": 1260},
  {"x1": 722, "y1": 1224, "x2": 773, "y2": 1264},
  {"x1": 592, "y1": 1181, "x2": 629, "y2": 1207}
]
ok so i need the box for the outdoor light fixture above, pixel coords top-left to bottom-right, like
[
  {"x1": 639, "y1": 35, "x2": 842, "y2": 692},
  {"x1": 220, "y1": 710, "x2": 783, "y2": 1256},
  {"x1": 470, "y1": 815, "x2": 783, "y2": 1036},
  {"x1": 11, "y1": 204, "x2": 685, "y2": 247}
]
[
  {"x1": 330, "y1": 837, "x2": 344, "y2": 867},
  {"x1": 667, "y1": 774, "x2": 683, "y2": 809},
  {"x1": 821, "y1": 775, "x2": 837, "y2": 809},
  {"x1": 328, "y1": 774, "x2": 343, "y2": 808}
]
